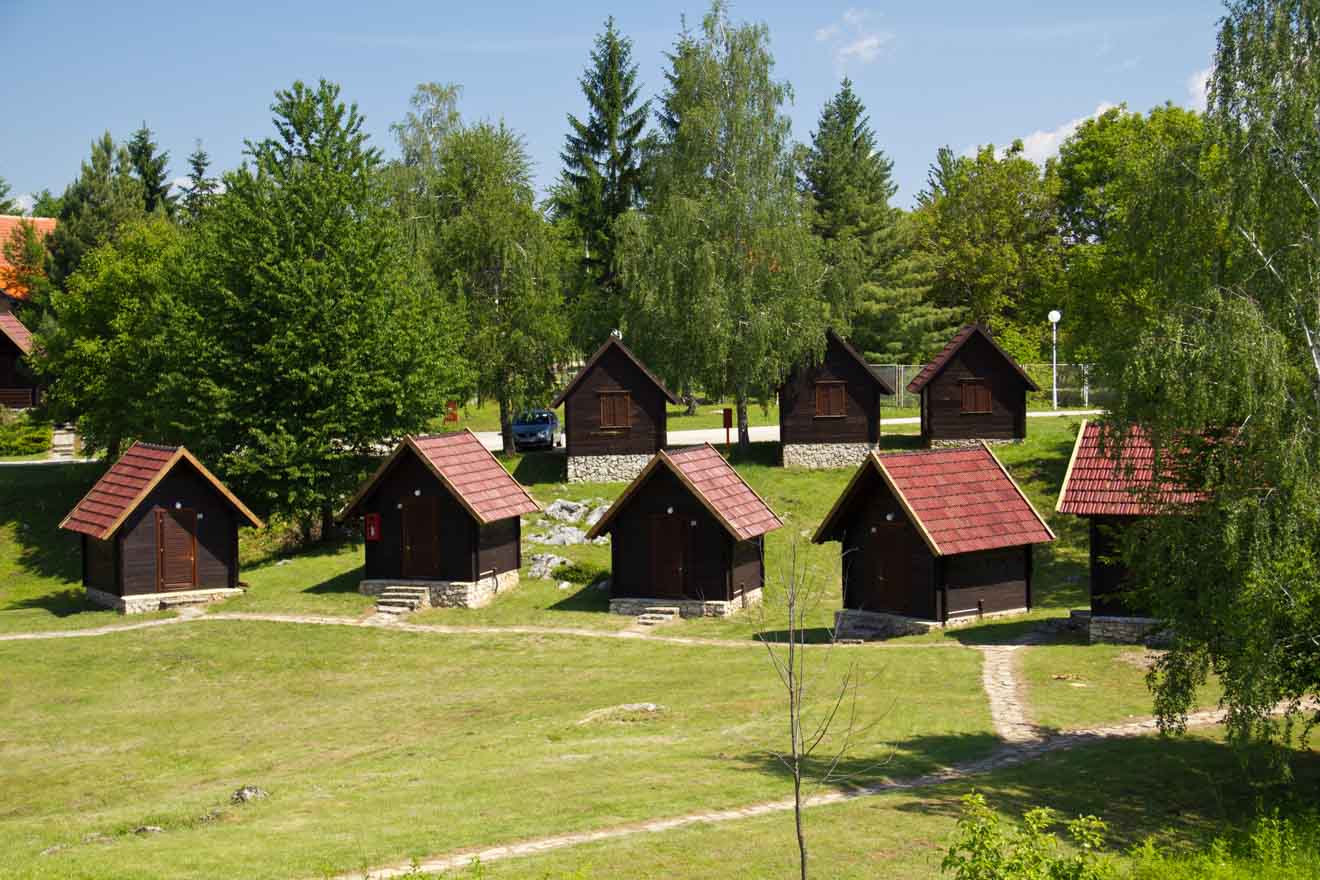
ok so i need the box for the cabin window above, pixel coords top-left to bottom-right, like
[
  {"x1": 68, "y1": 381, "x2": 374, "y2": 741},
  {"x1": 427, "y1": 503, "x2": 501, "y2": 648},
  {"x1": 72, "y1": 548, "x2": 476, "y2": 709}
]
[
  {"x1": 814, "y1": 381, "x2": 846, "y2": 418},
  {"x1": 960, "y1": 380, "x2": 992, "y2": 414},
  {"x1": 599, "y1": 391, "x2": 631, "y2": 429}
]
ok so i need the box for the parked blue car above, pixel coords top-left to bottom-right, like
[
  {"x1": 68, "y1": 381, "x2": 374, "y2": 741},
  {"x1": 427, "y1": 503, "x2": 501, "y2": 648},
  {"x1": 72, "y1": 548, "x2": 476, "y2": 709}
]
[{"x1": 511, "y1": 409, "x2": 560, "y2": 451}]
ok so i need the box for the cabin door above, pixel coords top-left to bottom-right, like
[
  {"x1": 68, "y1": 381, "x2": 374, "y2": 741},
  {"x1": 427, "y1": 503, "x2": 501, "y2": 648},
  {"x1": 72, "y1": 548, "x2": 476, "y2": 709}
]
[
  {"x1": 649, "y1": 515, "x2": 688, "y2": 598},
  {"x1": 156, "y1": 508, "x2": 198, "y2": 592},
  {"x1": 402, "y1": 498, "x2": 441, "y2": 578},
  {"x1": 872, "y1": 522, "x2": 913, "y2": 614}
]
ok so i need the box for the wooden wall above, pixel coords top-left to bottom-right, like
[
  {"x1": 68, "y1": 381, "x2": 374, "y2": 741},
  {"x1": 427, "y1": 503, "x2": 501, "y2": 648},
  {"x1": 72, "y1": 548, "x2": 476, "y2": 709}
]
[
  {"x1": 838, "y1": 469, "x2": 939, "y2": 619},
  {"x1": 116, "y1": 465, "x2": 239, "y2": 595},
  {"x1": 922, "y1": 333, "x2": 1028, "y2": 443},
  {"x1": 1089, "y1": 515, "x2": 1148, "y2": 616},
  {"x1": 779, "y1": 334, "x2": 881, "y2": 446},
  {"x1": 83, "y1": 534, "x2": 118, "y2": 594},
  {"x1": 478, "y1": 517, "x2": 521, "y2": 578},
  {"x1": 608, "y1": 466, "x2": 739, "y2": 601},
  {"x1": 941, "y1": 546, "x2": 1031, "y2": 620},
  {"x1": 730, "y1": 536, "x2": 764, "y2": 600},
  {"x1": 361, "y1": 451, "x2": 479, "y2": 582},
  {"x1": 564, "y1": 345, "x2": 669, "y2": 457}
]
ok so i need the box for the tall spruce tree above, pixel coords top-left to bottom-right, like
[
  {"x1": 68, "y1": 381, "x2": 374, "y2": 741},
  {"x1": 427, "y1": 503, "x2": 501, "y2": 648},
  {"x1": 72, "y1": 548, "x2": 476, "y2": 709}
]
[
  {"x1": 126, "y1": 124, "x2": 176, "y2": 216},
  {"x1": 180, "y1": 141, "x2": 219, "y2": 221},
  {"x1": 0, "y1": 177, "x2": 17, "y2": 214},
  {"x1": 554, "y1": 17, "x2": 650, "y2": 346},
  {"x1": 48, "y1": 132, "x2": 147, "y2": 287}
]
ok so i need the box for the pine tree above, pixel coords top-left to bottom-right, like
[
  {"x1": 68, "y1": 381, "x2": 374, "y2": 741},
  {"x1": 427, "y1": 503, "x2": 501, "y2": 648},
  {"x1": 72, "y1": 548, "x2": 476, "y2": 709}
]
[
  {"x1": 126, "y1": 124, "x2": 176, "y2": 216},
  {"x1": 555, "y1": 17, "x2": 650, "y2": 345},
  {"x1": 48, "y1": 132, "x2": 147, "y2": 286},
  {"x1": 180, "y1": 141, "x2": 218, "y2": 221},
  {"x1": 0, "y1": 177, "x2": 16, "y2": 214}
]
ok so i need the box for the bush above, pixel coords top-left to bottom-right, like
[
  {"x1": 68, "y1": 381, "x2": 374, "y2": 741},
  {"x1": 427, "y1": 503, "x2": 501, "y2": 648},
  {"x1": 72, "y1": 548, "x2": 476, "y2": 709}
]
[
  {"x1": 0, "y1": 411, "x2": 52, "y2": 456},
  {"x1": 943, "y1": 792, "x2": 1114, "y2": 880},
  {"x1": 1126, "y1": 810, "x2": 1320, "y2": 879}
]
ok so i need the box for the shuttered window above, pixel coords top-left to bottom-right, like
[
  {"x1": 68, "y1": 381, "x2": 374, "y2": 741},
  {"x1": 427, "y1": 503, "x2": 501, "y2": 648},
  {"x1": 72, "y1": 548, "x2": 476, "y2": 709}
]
[
  {"x1": 599, "y1": 392, "x2": 631, "y2": 429},
  {"x1": 815, "y1": 382, "x2": 846, "y2": 418},
  {"x1": 960, "y1": 380, "x2": 992, "y2": 414}
]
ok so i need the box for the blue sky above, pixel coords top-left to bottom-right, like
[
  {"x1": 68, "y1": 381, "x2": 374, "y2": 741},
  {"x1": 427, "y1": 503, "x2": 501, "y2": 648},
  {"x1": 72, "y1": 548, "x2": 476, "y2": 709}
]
[{"x1": 0, "y1": 1, "x2": 1221, "y2": 211}]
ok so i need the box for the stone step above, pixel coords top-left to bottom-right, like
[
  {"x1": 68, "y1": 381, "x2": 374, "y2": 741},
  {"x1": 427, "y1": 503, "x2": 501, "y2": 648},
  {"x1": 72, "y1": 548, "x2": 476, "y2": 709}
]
[
  {"x1": 158, "y1": 594, "x2": 213, "y2": 608},
  {"x1": 644, "y1": 606, "x2": 680, "y2": 616},
  {"x1": 379, "y1": 592, "x2": 427, "y2": 603},
  {"x1": 373, "y1": 605, "x2": 409, "y2": 615},
  {"x1": 377, "y1": 597, "x2": 424, "y2": 609},
  {"x1": 636, "y1": 613, "x2": 676, "y2": 626}
]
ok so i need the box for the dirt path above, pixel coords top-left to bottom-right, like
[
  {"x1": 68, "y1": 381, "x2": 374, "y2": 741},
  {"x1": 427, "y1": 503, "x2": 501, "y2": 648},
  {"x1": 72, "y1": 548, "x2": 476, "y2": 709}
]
[{"x1": 976, "y1": 645, "x2": 1041, "y2": 743}]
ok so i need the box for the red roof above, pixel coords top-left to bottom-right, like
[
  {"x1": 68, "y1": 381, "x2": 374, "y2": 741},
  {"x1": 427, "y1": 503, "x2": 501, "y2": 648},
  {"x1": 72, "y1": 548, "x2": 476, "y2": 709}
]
[
  {"x1": 550, "y1": 336, "x2": 681, "y2": 409},
  {"x1": 588, "y1": 443, "x2": 783, "y2": 542},
  {"x1": 0, "y1": 215, "x2": 56, "y2": 300},
  {"x1": 1056, "y1": 420, "x2": 1204, "y2": 516},
  {"x1": 814, "y1": 445, "x2": 1054, "y2": 556},
  {"x1": 60, "y1": 442, "x2": 263, "y2": 540},
  {"x1": 0, "y1": 310, "x2": 32, "y2": 355},
  {"x1": 906, "y1": 324, "x2": 1039, "y2": 393},
  {"x1": 340, "y1": 429, "x2": 541, "y2": 524}
]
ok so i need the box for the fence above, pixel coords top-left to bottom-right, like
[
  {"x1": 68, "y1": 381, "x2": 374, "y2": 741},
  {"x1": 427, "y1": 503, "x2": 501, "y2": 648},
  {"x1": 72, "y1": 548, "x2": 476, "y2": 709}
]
[{"x1": 870, "y1": 364, "x2": 1107, "y2": 411}]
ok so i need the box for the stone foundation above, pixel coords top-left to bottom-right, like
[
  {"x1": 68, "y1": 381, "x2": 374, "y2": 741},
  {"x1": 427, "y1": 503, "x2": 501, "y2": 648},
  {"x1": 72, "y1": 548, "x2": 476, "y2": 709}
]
[
  {"x1": 609, "y1": 587, "x2": 763, "y2": 619},
  {"x1": 567, "y1": 454, "x2": 651, "y2": 483},
  {"x1": 834, "y1": 606, "x2": 1029, "y2": 641},
  {"x1": 1088, "y1": 613, "x2": 1169, "y2": 646},
  {"x1": 87, "y1": 585, "x2": 243, "y2": 614},
  {"x1": 781, "y1": 442, "x2": 876, "y2": 469},
  {"x1": 929, "y1": 438, "x2": 1022, "y2": 449},
  {"x1": 359, "y1": 569, "x2": 520, "y2": 609}
]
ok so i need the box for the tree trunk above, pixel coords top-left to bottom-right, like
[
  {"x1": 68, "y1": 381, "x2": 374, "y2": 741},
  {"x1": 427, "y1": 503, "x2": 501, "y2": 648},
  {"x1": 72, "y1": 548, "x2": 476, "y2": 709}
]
[
  {"x1": 498, "y1": 396, "x2": 514, "y2": 457},
  {"x1": 683, "y1": 386, "x2": 698, "y2": 416},
  {"x1": 736, "y1": 395, "x2": 751, "y2": 450},
  {"x1": 320, "y1": 502, "x2": 334, "y2": 543}
]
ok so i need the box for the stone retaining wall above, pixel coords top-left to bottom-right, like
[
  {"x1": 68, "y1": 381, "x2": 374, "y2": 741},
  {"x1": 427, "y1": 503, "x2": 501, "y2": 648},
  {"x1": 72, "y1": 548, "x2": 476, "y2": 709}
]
[
  {"x1": 834, "y1": 606, "x2": 1028, "y2": 641},
  {"x1": 609, "y1": 587, "x2": 763, "y2": 619},
  {"x1": 359, "y1": 570, "x2": 520, "y2": 609},
  {"x1": 567, "y1": 454, "x2": 651, "y2": 484},
  {"x1": 1088, "y1": 614, "x2": 1169, "y2": 646},
  {"x1": 929, "y1": 438, "x2": 1022, "y2": 449},
  {"x1": 781, "y1": 442, "x2": 875, "y2": 469},
  {"x1": 87, "y1": 586, "x2": 243, "y2": 615}
]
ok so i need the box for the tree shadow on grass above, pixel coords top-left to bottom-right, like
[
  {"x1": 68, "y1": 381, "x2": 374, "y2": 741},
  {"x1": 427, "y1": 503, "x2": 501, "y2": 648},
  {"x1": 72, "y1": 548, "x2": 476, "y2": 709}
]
[
  {"x1": 0, "y1": 462, "x2": 104, "y2": 585},
  {"x1": 511, "y1": 452, "x2": 566, "y2": 487},
  {"x1": 304, "y1": 564, "x2": 365, "y2": 595},
  {"x1": 734, "y1": 731, "x2": 1005, "y2": 790},
  {"x1": 548, "y1": 582, "x2": 613, "y2": 614},
  {"x1": 752, "y1": 627, "x2": 838, "y2": 645},
  {"x1": 7, "y1": 586, "x2": 104, "y2": 617}
]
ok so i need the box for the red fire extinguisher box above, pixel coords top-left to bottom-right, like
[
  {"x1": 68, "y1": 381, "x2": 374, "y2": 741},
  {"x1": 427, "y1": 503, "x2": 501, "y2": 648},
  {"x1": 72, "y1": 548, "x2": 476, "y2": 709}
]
[{"x1": 363, "y1": 512, "x2": 382, "y2": 542}]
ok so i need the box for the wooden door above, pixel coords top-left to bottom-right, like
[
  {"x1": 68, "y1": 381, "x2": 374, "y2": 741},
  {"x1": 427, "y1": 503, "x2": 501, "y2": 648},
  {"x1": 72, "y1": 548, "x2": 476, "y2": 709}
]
[
  {"x1": 402, "y1": 498, "x2": 440, "y2": 578},
  {"x1": 156, "y1": 508, "x2": 197, "y2": 592},
  {"x1": 873, "y1": 523, "x2": 913, "y2": 614},
  {"x1": 649, "y1": 515, "x2": 687, "y2": 598}
]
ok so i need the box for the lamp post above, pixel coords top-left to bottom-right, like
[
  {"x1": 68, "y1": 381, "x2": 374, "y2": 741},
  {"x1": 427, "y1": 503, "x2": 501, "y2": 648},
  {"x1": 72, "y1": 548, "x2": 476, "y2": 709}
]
[{"x1": 1047, "y1": 310, "x2": 1061, "y2": 409}]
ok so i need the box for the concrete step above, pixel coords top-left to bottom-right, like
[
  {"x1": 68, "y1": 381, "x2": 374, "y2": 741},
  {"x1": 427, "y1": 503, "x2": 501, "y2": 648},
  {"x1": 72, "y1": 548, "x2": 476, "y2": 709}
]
[{"x1": 377, "y1": 597, "x2": 424, "y2": 609}]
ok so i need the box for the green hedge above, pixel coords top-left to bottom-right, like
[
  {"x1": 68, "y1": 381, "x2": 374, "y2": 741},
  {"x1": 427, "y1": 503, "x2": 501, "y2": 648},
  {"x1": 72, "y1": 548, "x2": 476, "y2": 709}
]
[{"x1": 0, "y1": 413, "x2": 53, "y2": 456}]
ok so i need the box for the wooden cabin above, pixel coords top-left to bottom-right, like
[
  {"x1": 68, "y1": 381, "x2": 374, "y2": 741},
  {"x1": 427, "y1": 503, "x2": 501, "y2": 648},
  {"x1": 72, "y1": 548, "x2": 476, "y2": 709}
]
[
  {"x1": 0, "y1": 307, "x2": 38, "y2": 409},
  {"x1": 1056, "y1": 420, "x2": 1202, "y2": 643},
  {"x1": 58, "y1": 442, "x2": 263, "y2": 613},
  {"x1": 778, "y1": 329, "x2": 894, "y2": 468},
  {"x1": 551, "y1": 336, "x2": 681, "y2": 483},
  {"x1": 587, "y1": 443, "x2": 782, "y2": 617},
  {"x1": 813, "y1": 445, "x2": 1054, "y2": 639},
  {"x1": 907, "y1": 324, "x2": 1038, "y2": 446},
  {"x1": 338, "y1": 429, "x2": 541, "y2": 608}
]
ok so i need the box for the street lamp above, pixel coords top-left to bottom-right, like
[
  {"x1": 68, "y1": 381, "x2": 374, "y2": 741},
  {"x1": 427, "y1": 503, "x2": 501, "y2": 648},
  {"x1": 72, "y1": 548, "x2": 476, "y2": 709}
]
[{"x1": 1047, "y1": 310, "x2": 1062, "y2": 410}]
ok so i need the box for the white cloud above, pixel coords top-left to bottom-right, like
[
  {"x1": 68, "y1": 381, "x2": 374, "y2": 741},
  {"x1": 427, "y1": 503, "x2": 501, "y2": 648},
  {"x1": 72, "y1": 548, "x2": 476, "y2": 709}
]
[
  {"x1": 1186, "y1": 67, "x2": 1210, "y2": 112},
  {"x1": 966, "y1": 102, "x2": 1118, "y2": 165},
  {"x1": 816, "y1": 8, "x2": 893, "y2": 71},
  {"x1": 13, "y1": 193, "x2": 34, "y2": 215}
]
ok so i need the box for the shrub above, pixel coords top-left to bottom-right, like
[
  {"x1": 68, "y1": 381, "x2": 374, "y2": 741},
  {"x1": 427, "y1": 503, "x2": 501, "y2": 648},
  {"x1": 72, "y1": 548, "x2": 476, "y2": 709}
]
[
  {"x1": 942, "y1": 792, "x2": 1115, "y2": 880},
  {"x1": 0, "y1": 411, "x2": 52, "y2": 456}
]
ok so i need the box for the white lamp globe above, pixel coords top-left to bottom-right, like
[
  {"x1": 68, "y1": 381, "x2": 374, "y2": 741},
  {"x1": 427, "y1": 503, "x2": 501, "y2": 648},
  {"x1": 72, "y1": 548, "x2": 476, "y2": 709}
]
[{"x1": 1048, "y1": 309, "x2": 1062, "y2": 324}]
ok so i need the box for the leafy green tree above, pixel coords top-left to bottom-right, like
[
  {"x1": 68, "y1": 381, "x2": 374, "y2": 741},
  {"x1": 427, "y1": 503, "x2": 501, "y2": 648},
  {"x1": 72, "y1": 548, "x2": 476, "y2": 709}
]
[
  {"x1": 615, "y1": 2, "x2": 851, "y2": 448},
  {"x1": 428, "y1": 120, "x2": 569, "y2": 454},
  {"x1": 48, "y1": 132, "x2": 147, "y2": 287},
  {"x1": 126, "y1": 124, "x2": 176, "y2": 217},
  {"x1": 1106, "y1": 0, "x2": 1320, "y2": 748},
  {"x1": 385, "y1": 82, "x2": 464, "y2": 255},
  {"x1": 553, "y1": 17, "x2": 650, "y2": 346},
  {"x1": 180, "y1": 141, "x2": 219, "y2": 221},
  {"x1": 188, "y1": 79, "x2": 468, "y2": 537}
]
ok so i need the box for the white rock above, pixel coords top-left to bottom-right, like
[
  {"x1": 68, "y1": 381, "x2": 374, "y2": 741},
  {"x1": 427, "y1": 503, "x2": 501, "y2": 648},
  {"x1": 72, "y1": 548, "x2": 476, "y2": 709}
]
[
  {"x1": 545, "y1": 499, "x2": 587, "y2": 522},
  {"x1": 529, "y1": 553, "x2": 571, "y2": 580},
  {"x1": 557, "y1": 581, "x2": 572, "y2": 591}
]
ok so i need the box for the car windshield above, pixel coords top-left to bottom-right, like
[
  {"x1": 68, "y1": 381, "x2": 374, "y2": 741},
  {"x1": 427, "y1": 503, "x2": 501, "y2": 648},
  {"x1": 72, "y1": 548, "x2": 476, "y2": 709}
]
[{"x1": 516, "y1": 412, "x2": 553, "y2": 425}]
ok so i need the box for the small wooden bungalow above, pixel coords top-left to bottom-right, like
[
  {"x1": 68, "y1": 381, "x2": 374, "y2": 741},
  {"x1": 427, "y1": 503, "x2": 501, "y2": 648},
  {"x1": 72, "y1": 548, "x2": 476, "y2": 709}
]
[
  {"x1": 0, "y1": 307, "x2": 38, "y2": 409},
  {"x1": 1056, "y1": 420, "x2": 1202, "y2": 643},
  {"x1": 587, "y1": 443, "x2": 783, "y2": 618},
  {"x1": 338, "y1": 429, "x2": 541, "y2": 608},
  {"x1": 813, "y1": 444, "x2": 1054, "y2": 639},
  {"x1": 551, "y1": 336, "x2": 681, "y2": 483},
  {"x1": 907, "y1": 324, "x2": 1038, "y2": 446},
  {"x1": 59, "y1": 442, "x2": 263, "y2": 613},
  {"x1": 778, "y1": 329, "x2": 895, "y2": 468}
]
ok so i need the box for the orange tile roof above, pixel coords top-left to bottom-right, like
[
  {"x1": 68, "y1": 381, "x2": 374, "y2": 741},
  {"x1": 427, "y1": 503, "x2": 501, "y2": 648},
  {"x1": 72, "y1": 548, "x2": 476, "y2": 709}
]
[
  {"x1": 815, "y1": 445, "x2": 1054, "y2": 556},
  {"x1": 60, "y1": 442, "x2": 263, "y2": 540},
  {"x1": 0, "y1": 310, "x2": 32, "y2": 355},
  {"x1": 339, "y1": 430, "x2": 541, "y2": 524},
  {"x1": 1056, "y1": 420, "x2": 1205, "y2": 516},
  {"x1": 0, "y1": 215, "x2": 56, "y2": 300}
]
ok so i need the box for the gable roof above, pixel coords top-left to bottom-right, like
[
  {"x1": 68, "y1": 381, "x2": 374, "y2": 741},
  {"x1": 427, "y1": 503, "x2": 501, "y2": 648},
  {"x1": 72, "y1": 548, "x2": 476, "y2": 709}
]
[
  {"x1": 0, "y1": 215, "x2": 56, "y2": 300},
  {"x1": 59, "y1": 442, "x2": 264, "y2": 540},
  {"x1": 550, "y1": 337, "x2": 681, "y2": 409},
  {"x1": 1056, "y1": 419, "x2": 1205, "y2": 516},
  {"x1": 813, "y1": 444, "x2": 1054, "y2": 556},
  {"x1": 789, "y1": 329, "x2": 895, "y2": 395},
  {"x1": 0, "y1": 310, "x2": 32, "y2": 355},
  {"x1": 906, "y1": 324, "x2": 1039, "y2": 393},
  {"x1": 587, "y1": 443, "x2": 783, "y2": 542},
  {"x1": 338, "y1": 429, "x2": 541, "y2": 524}
]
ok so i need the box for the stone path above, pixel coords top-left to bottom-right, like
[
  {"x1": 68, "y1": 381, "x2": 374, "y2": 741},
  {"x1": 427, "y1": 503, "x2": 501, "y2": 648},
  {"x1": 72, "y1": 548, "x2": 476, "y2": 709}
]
[{"x1": 977, "y1": 645, "x2": 1041, "y2": 743}]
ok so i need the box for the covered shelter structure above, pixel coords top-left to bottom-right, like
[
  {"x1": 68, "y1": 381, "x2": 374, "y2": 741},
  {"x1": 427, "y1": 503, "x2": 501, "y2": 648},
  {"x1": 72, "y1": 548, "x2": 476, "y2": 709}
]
[
  {"x1": 813, "y1": 444, "x2": 1054, "y2": 639},
  {"x1": 551, "y1": 336, "x2": 681, "y2": 483},
  {"x1": 777, "y1": 328, "x2": 894, "y2": 469},
  {"x1": 1057, "y1": 419, "x2": 1202, "y2": 643},
  {"x1": 59, "y1": 442, "x2": 263, "y2": 613},
  {"x1": 587, "y1": 444, "x2": 782, "y2": 618},
  {"x1": 339, "y1": 429, "x2": 541, "y2": 609},
  {"x1": 907, "y1": 324, "x2": 1038, "y2": 446}
]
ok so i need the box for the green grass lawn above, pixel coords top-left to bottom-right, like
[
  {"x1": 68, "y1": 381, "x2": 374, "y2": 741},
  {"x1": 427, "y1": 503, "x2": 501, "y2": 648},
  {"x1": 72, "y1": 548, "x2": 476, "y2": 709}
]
[{"x1": 0, "y1": 620, "x2": 993, "y2": 879}]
